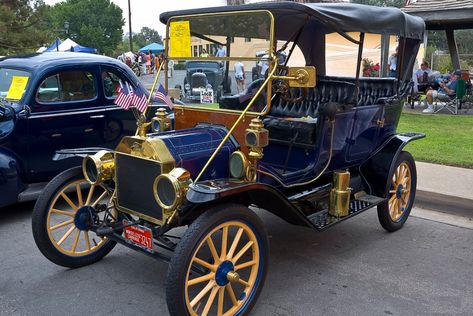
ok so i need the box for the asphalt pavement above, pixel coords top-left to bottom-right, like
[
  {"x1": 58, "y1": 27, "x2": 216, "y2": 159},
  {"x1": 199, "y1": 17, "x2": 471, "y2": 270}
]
[{"x1": 1, "y1": 202, "x2": 472, "y2": 316}]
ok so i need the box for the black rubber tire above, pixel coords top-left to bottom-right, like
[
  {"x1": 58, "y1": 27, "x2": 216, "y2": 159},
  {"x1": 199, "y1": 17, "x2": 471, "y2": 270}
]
[
  {"x1": 377, "y1": 151, "x2": 417, "y2": 232},
  {"x1": 32, "y1": 167, "x2": 116, "y2": 268},
  {"x1": 166, "y1": 203, "x2": 269, "y2": 316}
]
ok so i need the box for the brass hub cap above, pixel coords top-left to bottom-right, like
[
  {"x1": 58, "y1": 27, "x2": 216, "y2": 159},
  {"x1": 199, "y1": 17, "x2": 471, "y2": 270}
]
[
  {"x1": 185, "y1": 221, "x2": 260, "y2": 315},
  {"x1": 46, "y1": 179, "x2": 114, "y2": 256},
  {"x1": 388, "y1": 162, "x2": 412, "y2": 221}
]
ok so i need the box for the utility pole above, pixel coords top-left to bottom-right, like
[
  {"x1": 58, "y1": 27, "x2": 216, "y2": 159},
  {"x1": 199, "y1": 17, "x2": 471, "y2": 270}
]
[{"x1": 128, "y1": 0, "x2": 133, "y2": 52}]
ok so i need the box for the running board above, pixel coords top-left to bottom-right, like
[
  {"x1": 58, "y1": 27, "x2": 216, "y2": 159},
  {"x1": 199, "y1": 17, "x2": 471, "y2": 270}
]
[{"x1": 307, "y1": 194, "x2": 385, "y2": 231}]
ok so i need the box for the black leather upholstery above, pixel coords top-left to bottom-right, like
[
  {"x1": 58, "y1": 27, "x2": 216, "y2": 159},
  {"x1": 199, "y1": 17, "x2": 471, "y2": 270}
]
[
  {"x1": 219, "y1": 79, "x2": 265, "y2": 111},
  {"x1": 269, "y1": 79, "x2": 356, "y2": 118}
]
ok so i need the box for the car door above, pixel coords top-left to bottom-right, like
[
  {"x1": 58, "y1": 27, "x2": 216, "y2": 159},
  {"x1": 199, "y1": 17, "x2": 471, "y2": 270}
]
[{"x1": 26, "y1": 66, "x2": 106, "y2": 182}]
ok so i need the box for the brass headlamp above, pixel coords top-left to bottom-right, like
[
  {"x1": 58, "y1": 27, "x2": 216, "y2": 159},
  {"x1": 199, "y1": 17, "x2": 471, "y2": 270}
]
[
  {"x1": 82, "y1": 150, "x2": 115, "y2": 185},
  {"x1": 153, "y1": 168, "x2": 192, "y2": 213}
]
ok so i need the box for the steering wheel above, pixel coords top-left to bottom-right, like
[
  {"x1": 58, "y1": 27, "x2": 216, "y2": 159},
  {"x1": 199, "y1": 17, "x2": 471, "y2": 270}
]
[{"x1": 272, "y1": 79, "x2": 308, "y2": 103}]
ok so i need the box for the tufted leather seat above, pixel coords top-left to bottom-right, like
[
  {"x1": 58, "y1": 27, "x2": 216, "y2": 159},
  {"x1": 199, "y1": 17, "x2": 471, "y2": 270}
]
[{"x1": 268, "y1": 79, "x2": 356, "y2": 118}]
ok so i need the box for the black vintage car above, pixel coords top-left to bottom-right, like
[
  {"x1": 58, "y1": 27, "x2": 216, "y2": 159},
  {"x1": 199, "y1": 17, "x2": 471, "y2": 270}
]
[
  {"x1": 183, "y1": 61, "x2": 229, "y2": 102},
  {"x1": 32, "y1": 3, "x2": 425, "y2": 315},
  {"x1": 0, "y1": 53, "x2": 156, "y2": 209}
]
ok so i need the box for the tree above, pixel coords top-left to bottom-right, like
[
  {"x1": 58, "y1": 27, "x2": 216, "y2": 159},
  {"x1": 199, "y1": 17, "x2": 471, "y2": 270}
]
[
  {"x1": 0, "y1": 0, "x2": 53, "y2": 55},
  {"x1": 350, "y1": 0, "x2": 404, "y2": 8},
  {"x1": 133, "y1": 27, "x2": 163, "y2": 48},
  {"x1": 49, "y1": 0, "x2": 124, "y2": 55}
]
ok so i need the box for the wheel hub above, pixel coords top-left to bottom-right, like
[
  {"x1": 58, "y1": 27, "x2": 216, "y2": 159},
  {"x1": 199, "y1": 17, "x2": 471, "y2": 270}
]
[
  {"x1": 215, "y1": 260, "x2": 236, "y2": 286},
  {"x1": 74, "y1": 206, "x2": 96, "y2": 231},
  {"x1": 396, "y1": 184, "x2": 404, "y2": 199}
]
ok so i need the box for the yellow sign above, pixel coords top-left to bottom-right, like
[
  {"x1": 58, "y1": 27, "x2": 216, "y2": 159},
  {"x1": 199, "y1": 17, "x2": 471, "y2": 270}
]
[
  {"x1": 169, "y1": 21, "x2": 191, "y2": 58},
  {"x1": 6, "y1": 76, "x2": 29, "y2": 100}
]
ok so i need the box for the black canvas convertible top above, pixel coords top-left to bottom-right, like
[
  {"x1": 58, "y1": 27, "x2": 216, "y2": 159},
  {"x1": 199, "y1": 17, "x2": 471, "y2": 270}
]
[{"x1": 160, "y1": 2, "x2": 425, "y2": 40}]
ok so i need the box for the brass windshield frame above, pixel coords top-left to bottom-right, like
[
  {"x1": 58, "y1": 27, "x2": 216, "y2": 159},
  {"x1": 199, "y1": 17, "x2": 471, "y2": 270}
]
[{"x1": 164, "y1": 10, "x2": 275, "y2": 116}]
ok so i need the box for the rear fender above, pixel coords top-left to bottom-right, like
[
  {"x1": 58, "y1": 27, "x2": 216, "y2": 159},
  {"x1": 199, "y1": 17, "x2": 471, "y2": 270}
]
[
  {"x1": 53, "y1": 147, "x2": 110, "y2": 161},
  {"x1": 0, "y1": 148, "x2": 26, "y2": 208},
  {"x1": 185, "y1": 180, "x2": 314, "y2": 227},
  {"x1": 360, "y1": 133, "x2": 425, "y2": 198}
]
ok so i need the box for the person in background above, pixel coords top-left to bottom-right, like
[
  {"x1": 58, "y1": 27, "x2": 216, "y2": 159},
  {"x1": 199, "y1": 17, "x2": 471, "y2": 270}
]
[
  {"x1": 234, "y1": 60, "x2": 246, "y2": 94},
  {"x1": 155, "y1": 54, "x2": 161, "y2": 72},
  {"x1": 168, "y1": 59, "x2": 174, "y2": 78},
  {"x1": 200, "y1": 49, "x2": 209, "y2": 57},
  {"x1": 215, "y1": 44, "x2": 226, "y2": 57},
  {"x1": 415, "y1": 61, "x2": 433, "y2": 82},
  {"x1": 388, "y1": 46, "x2": 398, "y2": 78},
  {"x1": 422, "y1": 70, "x2": 461, "y2": 113},
  {"x1": 145, "y1": 51, "x2": 152, "y2": 74},
  {"x1": 150, "y1": 52, "x2": 156, "y2": 74}
]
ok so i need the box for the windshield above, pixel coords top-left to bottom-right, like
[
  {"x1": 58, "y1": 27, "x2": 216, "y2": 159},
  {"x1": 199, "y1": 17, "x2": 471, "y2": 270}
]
[
  {"x1": 0, "y1": 68, "x2": 31, "y2": 102},
  {"x1": 165, "y1": 11, "x2": 274, "y2": 113}
]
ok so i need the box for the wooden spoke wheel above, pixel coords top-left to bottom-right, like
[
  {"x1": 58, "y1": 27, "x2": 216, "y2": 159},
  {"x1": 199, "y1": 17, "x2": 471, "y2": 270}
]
[
  {"x1": 32, "y1": 167, "x2": 117, "y2": 268},
  {"x1": 166, "y1": 204, "x2": 268, "y2": 316},
  {"x1": 377, "y1": 151, "x2": 417, "y2": 232}
]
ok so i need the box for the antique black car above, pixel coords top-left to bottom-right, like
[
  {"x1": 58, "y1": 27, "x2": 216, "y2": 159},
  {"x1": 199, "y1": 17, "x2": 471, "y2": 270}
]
[
  {"x1": 0, "y1": 52, "x2": 153, "y2": 209},
  {"x1": 183, "y1": 61, "x2": 228, "y2": 102},
  {"x1": 32, "y1": 3, "x2": 425, "y2": 315}
]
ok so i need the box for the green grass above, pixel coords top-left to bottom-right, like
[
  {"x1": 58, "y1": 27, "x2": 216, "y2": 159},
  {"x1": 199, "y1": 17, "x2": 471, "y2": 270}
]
[{"x1": 397, "y1": 113, "x2": 473, "y2": 168}]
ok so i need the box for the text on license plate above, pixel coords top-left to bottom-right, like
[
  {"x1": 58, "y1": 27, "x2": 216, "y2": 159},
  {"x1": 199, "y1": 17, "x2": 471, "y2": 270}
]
[{"x1": 123, "y1": 220, "x2": 154, "y2": 251}]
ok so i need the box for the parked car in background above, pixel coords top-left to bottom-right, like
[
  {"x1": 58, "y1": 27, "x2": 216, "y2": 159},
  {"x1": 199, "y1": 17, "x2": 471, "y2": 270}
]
[
  {"x1": 182, "y1": 61, "x2": 229, "y2": 102},
  {"x1": 0, "y1": 52, "x2": 155, "y2": 209}
]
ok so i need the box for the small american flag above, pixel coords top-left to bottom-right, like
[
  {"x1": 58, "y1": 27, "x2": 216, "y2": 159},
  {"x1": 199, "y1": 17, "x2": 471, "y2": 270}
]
[
  {"x1": 154, "y1": 83, "x2": 174, "y2": 109},
  {"x1": 132, "y1": 86, "x2": 149, "y2": 113},
  {"x1": 114, "y1": 82, "x2": 133, "y2": 110}
]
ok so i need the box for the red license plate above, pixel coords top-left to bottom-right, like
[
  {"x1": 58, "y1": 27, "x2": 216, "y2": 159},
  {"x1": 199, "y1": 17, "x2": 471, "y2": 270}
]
[{"x1": 123, "y1": 221, "x2": 154, "y2": 251}]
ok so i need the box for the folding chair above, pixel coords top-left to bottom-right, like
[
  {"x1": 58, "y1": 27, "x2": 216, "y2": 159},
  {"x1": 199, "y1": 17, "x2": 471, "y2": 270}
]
[{"x1": 434, "y1": 79, "x2": 467, "y2": 115}]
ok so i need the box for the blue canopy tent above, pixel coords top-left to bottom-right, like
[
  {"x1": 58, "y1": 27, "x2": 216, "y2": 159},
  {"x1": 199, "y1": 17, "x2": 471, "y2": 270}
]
[
  {"x1": 44, "y1": 38, "x2": 97, "y2": 53},
  {"x1": 138, "y1": 43, "x2": 165, "y2": 54}
]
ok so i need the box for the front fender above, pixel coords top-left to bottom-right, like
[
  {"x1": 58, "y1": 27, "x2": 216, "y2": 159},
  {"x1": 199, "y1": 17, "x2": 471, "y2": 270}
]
[
  {"x1": 360, "y1": 132, "x2": 425, "y2": 197},
  {"x1": 53, "y1": 147, "x2": 110, "y2": 161},
  {"x1": 185, "y1": 180, "x2": 314, "y2": 227},
  {"x1": 0, "y1": 148, "x2": 26, "y2": 208}
]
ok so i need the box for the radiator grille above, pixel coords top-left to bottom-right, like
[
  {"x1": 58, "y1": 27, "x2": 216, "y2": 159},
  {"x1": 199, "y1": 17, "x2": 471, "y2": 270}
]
[{"x1": 115, "y1": 153, "x2": 163, "y2": 221}]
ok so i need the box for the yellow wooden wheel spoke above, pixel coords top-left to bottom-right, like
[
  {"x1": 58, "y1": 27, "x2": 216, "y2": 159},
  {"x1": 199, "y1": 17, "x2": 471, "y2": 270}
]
[
  {"x1": 60, "y1": 192, "x2": 78, "y2": 211},
  {"x1": 236, "y1": 278, "x2": 250, "y2": 288},
  {"x1": 57, "y1": 226, "x2": 76, "y2": 246},
  {"x1": 227, "y1": 228, "x2": 243, "y2": 260},
  {"x1": 84, "y1": 231, "x2": 91, "y2": 251},
  {"x1": 389, "y1": 190, "x2": 396, "y2": 194},
  {"x1": 193, "y1": 257, "x2": 216, "y2": 271},
  {"x1": 71, "y1": 230, "x2": 80, "y2": 253},
  {"x1": 389, "y1": 194, "x2": 397, "y2": 204},
  {"x1": 85, "y1": 184, "x2": 95, "y2": 205},
  {"x1": 225, "y1": 283, "x2": 238, "y2": 306},
  {"x1": 206, "y1": 236, "x2": 220, "y2": 264},
  {"x1": 92, "y1": 191, "x2": 108, "y2": 207},
  {"x1": 217, "y1": 287, "x2": 225, "y2": 316},
  {"x1": 220, "y1": 226, "x2": 228, "y2": 260},
  {"x1": 50, "y1": 218, "x2": 74, "y2": 231},
  {"x1": 76, "y1": 183, "x2": 83, "y2": 207},
  {"x1": 188, "y1": 273, "x2": 215, "y2": 287},
  {"x1": 202, "y1": 286, "x2": 219, "y2": 316},
  {"x1": 235, "y1": 260, "x2": 257, "y2": 271},
  {"x1": 232, "y1": 241, "x2": 254, "y2": 264},
  {"x1": 51, "y1": 208, "x2": 75, "y2": 217},
  {"x1": 190, "y1": 280, "x2": 215, "y2": 308}
]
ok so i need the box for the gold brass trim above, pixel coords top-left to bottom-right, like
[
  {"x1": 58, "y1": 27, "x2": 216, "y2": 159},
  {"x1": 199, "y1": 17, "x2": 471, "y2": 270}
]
[
  {"x1": 153, "y1": 168, "x2": 192, "y2": 212},
  {"x1": 82, "y1": 150, "x2": 115, "y2": 185},
  {"x1": 165, "y1": 10, "x2": 275, "y2": 61},
  {"x1": 115, "y1": 136, "x2": 175, "y2": 173},
  {"x1": 329, "y1": 170, "x2": 351, "y2": 217},
  {"x1": 245, "y1": 118, "x2": 269, "y2": 161},
  {"x1": 151, "y1": 108, "x2": 171, "y2": 132},
  {"x1": 273, "y1": 66, "x2": 316, "y2": 88}
]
